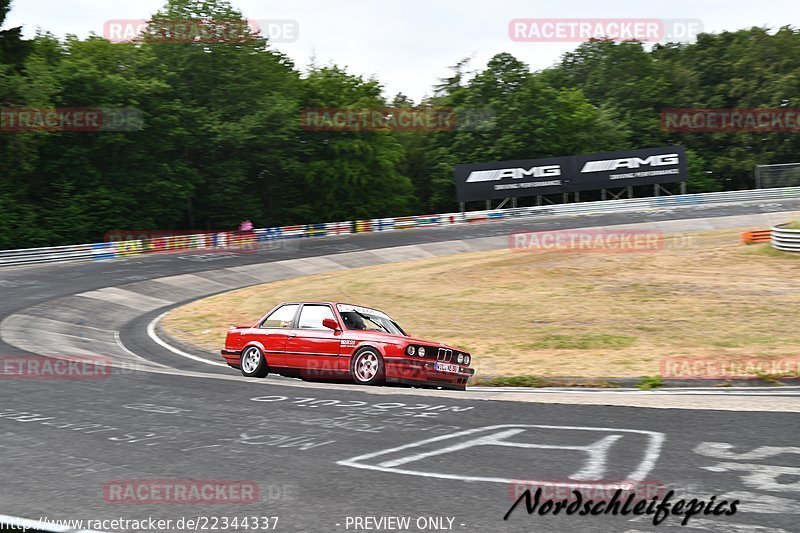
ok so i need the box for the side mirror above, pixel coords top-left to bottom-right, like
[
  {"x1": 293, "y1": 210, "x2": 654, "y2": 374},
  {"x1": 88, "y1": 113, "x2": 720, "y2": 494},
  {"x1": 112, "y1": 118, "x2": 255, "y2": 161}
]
[{"x1": 322, "y1": 318, "x2": 340, "y2": 331}]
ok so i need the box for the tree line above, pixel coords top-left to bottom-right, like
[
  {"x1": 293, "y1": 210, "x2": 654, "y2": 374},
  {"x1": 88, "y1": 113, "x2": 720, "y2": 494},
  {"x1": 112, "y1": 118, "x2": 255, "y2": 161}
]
[{"x1": 1, "y1": 0, "x2": 799, "y2": 249}]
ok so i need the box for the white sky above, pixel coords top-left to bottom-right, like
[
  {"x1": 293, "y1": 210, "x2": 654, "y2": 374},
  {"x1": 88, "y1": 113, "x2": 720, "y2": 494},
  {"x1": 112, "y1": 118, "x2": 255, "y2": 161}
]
[{"x1": 5, "y1": 0, "x2": 798, "y2": 102}]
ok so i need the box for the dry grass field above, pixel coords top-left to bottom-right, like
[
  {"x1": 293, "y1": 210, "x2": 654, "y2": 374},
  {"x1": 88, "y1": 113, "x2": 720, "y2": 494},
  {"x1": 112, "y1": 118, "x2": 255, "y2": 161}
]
[{"x1": 162, "y1": 229, "x2": 800, "y2": 378}]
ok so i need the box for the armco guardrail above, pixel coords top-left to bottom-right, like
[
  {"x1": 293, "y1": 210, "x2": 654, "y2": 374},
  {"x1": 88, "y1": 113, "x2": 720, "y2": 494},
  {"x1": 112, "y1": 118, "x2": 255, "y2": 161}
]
[
  {"x1": 771, "y1": 222, "x2": 800, "y2": 253},
  {"x1": 2, "y1": 186, "x2": 800, "y2": 268},
  {"x1": 741, "y1": 229, "x2": 772, "y2": 244}
]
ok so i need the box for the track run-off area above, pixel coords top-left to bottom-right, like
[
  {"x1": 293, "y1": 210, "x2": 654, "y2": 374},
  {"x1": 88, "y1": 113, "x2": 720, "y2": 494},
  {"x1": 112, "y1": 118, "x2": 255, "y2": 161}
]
[{"x1": 1, "y1": 199, "x2": 800, "y2": 532}]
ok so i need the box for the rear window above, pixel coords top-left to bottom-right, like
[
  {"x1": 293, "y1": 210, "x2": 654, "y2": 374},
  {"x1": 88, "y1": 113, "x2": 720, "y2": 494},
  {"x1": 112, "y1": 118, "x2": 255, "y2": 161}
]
[{"x1": 260, "y1": 304, "x2": 299, "y2": 328}]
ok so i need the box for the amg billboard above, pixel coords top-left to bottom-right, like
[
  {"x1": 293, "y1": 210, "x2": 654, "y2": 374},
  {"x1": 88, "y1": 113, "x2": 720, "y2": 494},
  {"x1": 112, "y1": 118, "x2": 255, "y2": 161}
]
[
  {"x1": 571, "y1": 146, "x2": 687, "y2": 191},
  {"x1": 453, "y1": 156, "x2": 569, "y2": 202},
  {"x1": 454, "y1": 146, "x2": 687, "y2": 202}
]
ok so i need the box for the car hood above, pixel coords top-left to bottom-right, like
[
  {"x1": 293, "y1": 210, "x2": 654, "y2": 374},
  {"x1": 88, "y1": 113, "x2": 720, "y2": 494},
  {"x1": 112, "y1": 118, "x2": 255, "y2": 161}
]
[{"x1": 351, "y1": 330, "x2": 466, "y2": 353}]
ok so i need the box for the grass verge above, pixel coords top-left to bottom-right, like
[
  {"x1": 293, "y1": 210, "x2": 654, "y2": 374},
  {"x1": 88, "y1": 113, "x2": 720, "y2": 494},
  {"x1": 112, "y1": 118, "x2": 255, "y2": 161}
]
[{"x1": 163, "y1": 227, "x2": 800, "y2": 378}]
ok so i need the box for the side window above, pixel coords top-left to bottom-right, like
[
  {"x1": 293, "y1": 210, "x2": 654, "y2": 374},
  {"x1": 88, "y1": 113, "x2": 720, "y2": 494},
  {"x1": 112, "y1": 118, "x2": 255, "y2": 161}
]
[
  {"x1": 260, "y1": 304, "x2": 299, "y2": 328},
  {"x1": 297, "y1": 305, "x2": 335, "y2": 329}
]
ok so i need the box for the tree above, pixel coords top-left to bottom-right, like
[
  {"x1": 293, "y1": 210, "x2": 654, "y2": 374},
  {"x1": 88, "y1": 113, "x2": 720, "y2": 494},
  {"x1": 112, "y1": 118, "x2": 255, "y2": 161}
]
[
  {"x1": 1, "y1": 2, "x2": 798, "y2": 249},
  {"x1": 299, "y1": 66, "x2": 413, "y2": 220}
]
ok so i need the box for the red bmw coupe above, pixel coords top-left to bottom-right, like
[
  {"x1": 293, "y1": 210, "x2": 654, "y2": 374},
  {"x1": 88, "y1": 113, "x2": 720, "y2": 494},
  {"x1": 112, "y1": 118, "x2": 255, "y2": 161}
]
[{"x1": 221, "y1": 302, "x2": 474, "y2": 390}]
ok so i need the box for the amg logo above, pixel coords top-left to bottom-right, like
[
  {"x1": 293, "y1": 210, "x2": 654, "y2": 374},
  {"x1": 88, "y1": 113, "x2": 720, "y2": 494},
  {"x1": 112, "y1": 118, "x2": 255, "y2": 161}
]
[
  {"x1": 581, "y1": 154, "x2": 680, "y2": 173},
  {"x1": 466, "y1": 165, "x2": 561, "y2": 182}
]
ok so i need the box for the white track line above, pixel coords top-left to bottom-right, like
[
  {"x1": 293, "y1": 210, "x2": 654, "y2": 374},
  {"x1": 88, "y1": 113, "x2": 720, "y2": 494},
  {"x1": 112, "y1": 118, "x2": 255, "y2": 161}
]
[
  {"x1": 470, "y1": 387, "x2": 800, "y2": 395},
  {"x1": 114, "y1": 330, "x2": 171, "y2": 369},
  {"x1": 146, "y1": 311, "x2": 227, "y2": 367}
]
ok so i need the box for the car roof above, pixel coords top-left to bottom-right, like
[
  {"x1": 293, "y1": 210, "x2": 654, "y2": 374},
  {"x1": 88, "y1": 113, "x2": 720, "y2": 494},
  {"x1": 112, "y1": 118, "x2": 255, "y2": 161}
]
[
  {"x1": 278, "y1": 301, "x2": 338, "y2": 306},
  {"x1": 277, "y1": 302, "x2": 388, "y2": 313}
]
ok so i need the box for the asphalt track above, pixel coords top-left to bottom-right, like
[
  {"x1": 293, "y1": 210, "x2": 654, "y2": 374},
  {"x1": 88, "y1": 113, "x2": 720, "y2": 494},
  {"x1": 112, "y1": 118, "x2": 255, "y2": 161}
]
[{"x1": 1, "y1": 199, "x2": 800, "y2": 533}]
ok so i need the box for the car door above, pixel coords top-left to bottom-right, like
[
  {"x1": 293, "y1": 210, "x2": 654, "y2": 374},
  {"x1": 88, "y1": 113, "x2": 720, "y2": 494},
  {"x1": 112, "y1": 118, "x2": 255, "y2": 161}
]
[
  {"x1": 285, "y1": 304, "x2": 342, "y2": 376},
  {"x1": 242, "y1": 303, "x2": 300, "y2": 369}
]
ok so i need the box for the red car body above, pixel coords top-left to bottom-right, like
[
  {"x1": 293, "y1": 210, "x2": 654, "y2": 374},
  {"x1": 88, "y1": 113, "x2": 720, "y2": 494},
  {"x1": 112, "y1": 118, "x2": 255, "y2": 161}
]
[{"x1": 221, "y1": 302, "x2": 474, "y2": 390}]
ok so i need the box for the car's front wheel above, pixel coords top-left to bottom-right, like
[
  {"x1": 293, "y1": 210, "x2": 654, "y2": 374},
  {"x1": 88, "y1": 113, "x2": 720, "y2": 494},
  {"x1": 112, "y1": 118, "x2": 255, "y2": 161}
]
[
  {"x1": 240, "y1": 346, "x2": 269, "y2": 378},
  {"x1": 351, "y1": 348, "x2": 385, "y2": 386}
]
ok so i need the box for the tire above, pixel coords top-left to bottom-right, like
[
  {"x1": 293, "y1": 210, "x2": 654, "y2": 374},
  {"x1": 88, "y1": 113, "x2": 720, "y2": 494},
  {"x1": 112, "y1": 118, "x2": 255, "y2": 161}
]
[
  {"x1": 350, "y1": 348, "x2": 385, "y2": 386},
  {"x1": 240, "y1": 346, "x2": 269, "y2": 378}
]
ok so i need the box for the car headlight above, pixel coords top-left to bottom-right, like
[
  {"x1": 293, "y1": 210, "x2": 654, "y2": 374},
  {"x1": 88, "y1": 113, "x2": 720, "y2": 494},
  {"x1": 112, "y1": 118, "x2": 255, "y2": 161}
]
[
  {"x1": 418, "y1": 347, "x2": 426, "y2": 357},
  {"x1": 407, "y1": 346, "x2": 416, "y2": 356},
  {"x1": 464, "y1": 355, "x2": 470, "y2": 365},
  {"x1": 457, "y1": 354, "x2": 464, "y2": 363}
]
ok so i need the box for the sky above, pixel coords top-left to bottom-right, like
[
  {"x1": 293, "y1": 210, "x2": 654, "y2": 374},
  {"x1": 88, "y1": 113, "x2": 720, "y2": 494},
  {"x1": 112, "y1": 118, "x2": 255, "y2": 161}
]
[{"x1": 5, "y1": 0, "x2": 798, "y2": 102}]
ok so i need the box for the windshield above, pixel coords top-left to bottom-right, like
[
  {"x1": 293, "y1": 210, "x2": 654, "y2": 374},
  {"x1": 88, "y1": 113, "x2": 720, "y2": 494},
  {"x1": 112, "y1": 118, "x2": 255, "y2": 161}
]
[{"x1": 337, "y1": 304, "x2": 407, "y2": 335}]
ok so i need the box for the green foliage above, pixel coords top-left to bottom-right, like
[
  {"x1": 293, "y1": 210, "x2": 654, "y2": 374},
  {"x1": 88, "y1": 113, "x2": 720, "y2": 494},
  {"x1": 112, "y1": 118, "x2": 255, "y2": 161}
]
[
  {"x1": 753, "y1": 369, "x2": 800, "y2": 385},
  {"x1": 0, "y1": 0, "x2": 32, "y2": 69},
  {"x1": 1, "y1": 0, "x2": 799, "y2": 248},
  {"x1": 476, "y1": 375, "x2": 550, "y2": 388},
  {"x1": 743, "y1": 243, "x2": 800, "y2": 260},
  {"x1": 637, "y1": 375, "x2": 665, "y2": 390},
  {"x1": 473, "y1": 375, "x2": 621, "y2": 388}
]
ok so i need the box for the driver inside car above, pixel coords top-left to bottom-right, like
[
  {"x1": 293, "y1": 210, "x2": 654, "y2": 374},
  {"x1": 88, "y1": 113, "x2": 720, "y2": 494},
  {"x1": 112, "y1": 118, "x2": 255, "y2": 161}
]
[{"x1": 343, "y1": 313, "x2": 367, "y2": 330}]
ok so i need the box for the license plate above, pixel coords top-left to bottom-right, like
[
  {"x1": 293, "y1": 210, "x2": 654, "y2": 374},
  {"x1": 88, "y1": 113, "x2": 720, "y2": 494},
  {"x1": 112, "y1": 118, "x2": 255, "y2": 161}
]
[{"x1": 434, "y1": 363, "x2": 460, "y2": 373}]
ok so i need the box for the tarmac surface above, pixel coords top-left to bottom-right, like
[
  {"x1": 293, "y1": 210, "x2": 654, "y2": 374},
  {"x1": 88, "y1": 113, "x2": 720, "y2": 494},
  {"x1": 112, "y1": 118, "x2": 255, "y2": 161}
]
[{"x1": 1, "y1": 198, "x2": 799, "y2": 532}]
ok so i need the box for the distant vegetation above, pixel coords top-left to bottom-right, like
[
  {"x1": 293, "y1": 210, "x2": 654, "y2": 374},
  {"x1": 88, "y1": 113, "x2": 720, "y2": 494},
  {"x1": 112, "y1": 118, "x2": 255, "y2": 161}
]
[{"x1": 2, "y1": 0, "x2": 800, "y2": 248}]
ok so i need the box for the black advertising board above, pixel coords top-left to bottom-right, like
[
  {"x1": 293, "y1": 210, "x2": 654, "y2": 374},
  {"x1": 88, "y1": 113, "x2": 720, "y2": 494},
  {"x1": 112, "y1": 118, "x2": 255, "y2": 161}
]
[
  {"x1": 454, "y1": 146, "x2": 687, "y2": 202},
  {"x1": 570, "y1": 146, "x2": 687, "y2": 191},
  {"x1": 453, "y1": 156, "x2": 572, "y2": 202}
]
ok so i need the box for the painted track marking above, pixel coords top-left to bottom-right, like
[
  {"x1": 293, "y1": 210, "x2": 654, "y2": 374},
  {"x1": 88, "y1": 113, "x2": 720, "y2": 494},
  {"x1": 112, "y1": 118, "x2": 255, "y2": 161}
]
[
  {"x1": 338, "y1": 424, "x2": 664, "y2": 487},
  {"x1": 146, "y1": 311, "x2": 227, "y2": 367}
]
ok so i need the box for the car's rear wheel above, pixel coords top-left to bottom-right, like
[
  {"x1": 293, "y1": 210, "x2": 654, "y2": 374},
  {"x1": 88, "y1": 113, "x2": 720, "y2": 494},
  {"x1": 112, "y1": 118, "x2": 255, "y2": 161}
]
[
  {"x1": 240, "y1": 346, "x2": 268, "y2": 378},
  {"x1": 351, "y1": 348, "x2": 385, "y2": 386}
]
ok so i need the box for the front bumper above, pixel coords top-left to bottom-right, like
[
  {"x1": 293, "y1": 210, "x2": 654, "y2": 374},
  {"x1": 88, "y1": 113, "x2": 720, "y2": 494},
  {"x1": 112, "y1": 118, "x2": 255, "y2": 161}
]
[{"x1": 385, "y1": 357, "x2": 474, "y2": 390}]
